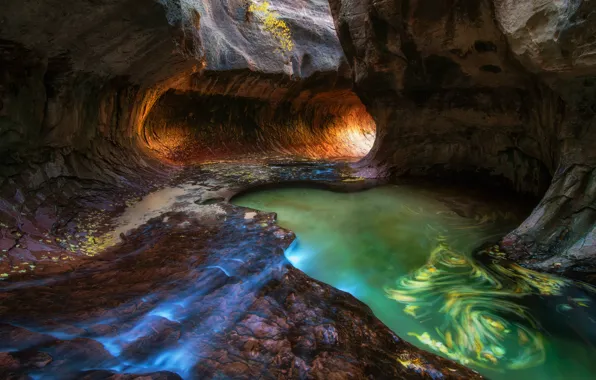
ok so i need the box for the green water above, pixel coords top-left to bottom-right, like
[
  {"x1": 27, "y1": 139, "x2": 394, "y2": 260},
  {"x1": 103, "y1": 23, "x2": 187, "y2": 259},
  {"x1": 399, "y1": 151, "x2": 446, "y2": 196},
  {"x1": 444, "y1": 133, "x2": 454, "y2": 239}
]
[{"x1": 233, "y1": 185, "x2": 596, "y2": 379}]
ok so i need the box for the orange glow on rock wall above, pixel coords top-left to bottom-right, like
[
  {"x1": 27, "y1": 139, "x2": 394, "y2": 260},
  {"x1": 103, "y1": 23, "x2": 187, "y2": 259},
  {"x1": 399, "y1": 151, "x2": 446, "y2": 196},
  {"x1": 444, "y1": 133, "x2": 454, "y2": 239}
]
[{"x1": 141, "y1": 90, "x2": 376, "y2": 163}]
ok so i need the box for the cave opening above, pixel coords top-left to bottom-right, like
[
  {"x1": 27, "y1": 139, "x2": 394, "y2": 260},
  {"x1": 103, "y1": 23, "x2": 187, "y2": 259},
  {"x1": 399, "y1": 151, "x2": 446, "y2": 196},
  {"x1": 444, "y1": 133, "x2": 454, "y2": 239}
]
[{"x1": 141, "y1": 88, "x2": 376, "y2": 163}]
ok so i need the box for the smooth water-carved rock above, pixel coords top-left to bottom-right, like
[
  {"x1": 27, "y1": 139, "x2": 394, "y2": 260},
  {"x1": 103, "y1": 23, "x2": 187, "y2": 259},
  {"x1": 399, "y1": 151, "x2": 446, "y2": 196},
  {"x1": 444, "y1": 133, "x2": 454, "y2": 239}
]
[
  {"x1": 1, "y1": 0, "x2": 593, "y2": 376},
  {"x1": 191, "y1": 0, "x2": 345, "y2": 77},
  {"x1": 0, "y1": 163, "x2": 481, "y2": 379},
  {"x1": 329, "y1": 0, "x2": 547, "y2": 192},
  {"x1": 0, "y1": 0, "x2": 477, "y2": 377}
]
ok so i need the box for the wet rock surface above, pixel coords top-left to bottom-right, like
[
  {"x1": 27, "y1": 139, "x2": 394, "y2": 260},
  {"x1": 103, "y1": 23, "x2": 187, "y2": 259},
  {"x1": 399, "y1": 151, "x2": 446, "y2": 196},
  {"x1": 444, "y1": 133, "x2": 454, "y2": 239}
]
[
  {"x1": 0, "y1": 0, "x2": 374, "y2": 272},
  {"x1": 0, "y1": 161, "x2": 480, "y2": 379}
]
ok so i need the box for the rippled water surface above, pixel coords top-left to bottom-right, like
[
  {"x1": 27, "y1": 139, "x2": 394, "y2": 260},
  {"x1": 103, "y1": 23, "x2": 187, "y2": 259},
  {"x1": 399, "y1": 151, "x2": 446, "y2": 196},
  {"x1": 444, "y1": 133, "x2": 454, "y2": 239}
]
[{"x1": 233, "y1": 185, "x2": 596, "y2": 379}]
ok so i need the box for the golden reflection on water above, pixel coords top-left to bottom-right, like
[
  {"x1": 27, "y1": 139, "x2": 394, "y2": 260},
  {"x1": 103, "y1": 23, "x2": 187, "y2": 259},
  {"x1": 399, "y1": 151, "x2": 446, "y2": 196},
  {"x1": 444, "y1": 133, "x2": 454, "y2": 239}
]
[{"x1": 386, "y1": 237, "x2": 592, "y2": 371}]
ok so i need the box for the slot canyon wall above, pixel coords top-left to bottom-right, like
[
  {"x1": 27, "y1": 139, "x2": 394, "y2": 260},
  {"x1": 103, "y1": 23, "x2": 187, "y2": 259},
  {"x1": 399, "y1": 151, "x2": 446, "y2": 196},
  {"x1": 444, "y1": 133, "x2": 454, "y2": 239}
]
[
  {"x1": 144, "y1": 88, "x2": 375, "y2": 161},
  {"x1": 0, "y1": 0, "x2": 198, "y2": 269},
  {"x1": 328, "y1": 0, "x2": 595, "y2": 279},
  {"x1": 143, "y1": 0, "x2": 374, "y2": 162}
]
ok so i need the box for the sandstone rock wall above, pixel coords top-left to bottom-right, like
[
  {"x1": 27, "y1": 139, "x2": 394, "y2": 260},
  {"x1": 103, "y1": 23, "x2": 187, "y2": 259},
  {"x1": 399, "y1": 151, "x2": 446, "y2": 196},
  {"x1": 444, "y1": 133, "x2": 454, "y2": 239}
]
[
  {"x1": 188, "y1": 0, "x2": 346, "y2": 76},
  {"x1": 0, "y1": 0, "x2": 361, "y2": 189},
  {"x1": 0, "y1": 0, "x2": 203, "y2": 193},
  {"x1": 0, "y1": 2, "x2": 487, "y2": 377},
  {"x1": 0, "y1": 0, "x2": 356, "y2": 182},
  {"x1": 0, "y1": 0, "x2": 200, "y2": 268},
  {"x1": 495, "y1": 0, "x2": 596, "y2": 75}
]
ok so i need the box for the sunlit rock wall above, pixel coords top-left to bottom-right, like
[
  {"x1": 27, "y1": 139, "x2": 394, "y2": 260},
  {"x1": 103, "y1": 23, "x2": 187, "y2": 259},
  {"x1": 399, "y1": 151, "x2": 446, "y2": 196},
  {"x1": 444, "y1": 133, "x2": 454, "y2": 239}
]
[
  {"x1": 186, "y1": 0, "x2": 345, "y2": 76},
  {"x1": 146, "y1": 0, "x2": 375, "y2": 161},
  {"x1": 0, "y1": 0, "x2": 355, "y2": 189}
]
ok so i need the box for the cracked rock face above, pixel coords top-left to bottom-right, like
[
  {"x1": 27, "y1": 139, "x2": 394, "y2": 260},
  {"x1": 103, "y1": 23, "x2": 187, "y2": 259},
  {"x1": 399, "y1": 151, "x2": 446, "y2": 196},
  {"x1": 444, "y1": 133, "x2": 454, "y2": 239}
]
[{"x1": 328, "y1": 0, "x2": 595, "y2": 279}]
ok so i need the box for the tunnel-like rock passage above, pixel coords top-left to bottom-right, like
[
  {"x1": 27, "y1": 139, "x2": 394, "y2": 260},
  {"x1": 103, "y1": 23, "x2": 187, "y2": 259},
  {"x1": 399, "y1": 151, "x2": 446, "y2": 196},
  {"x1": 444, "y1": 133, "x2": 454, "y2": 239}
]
[
  {"x1": 143, "y1": 75, "x2": 375, "y2": 162},
  {"x1": 0, "y1": 0, "x2": 376, "y2": 272},
  {"x1": 0, "y1": 0, "x2": 595, "y2": 378}
]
